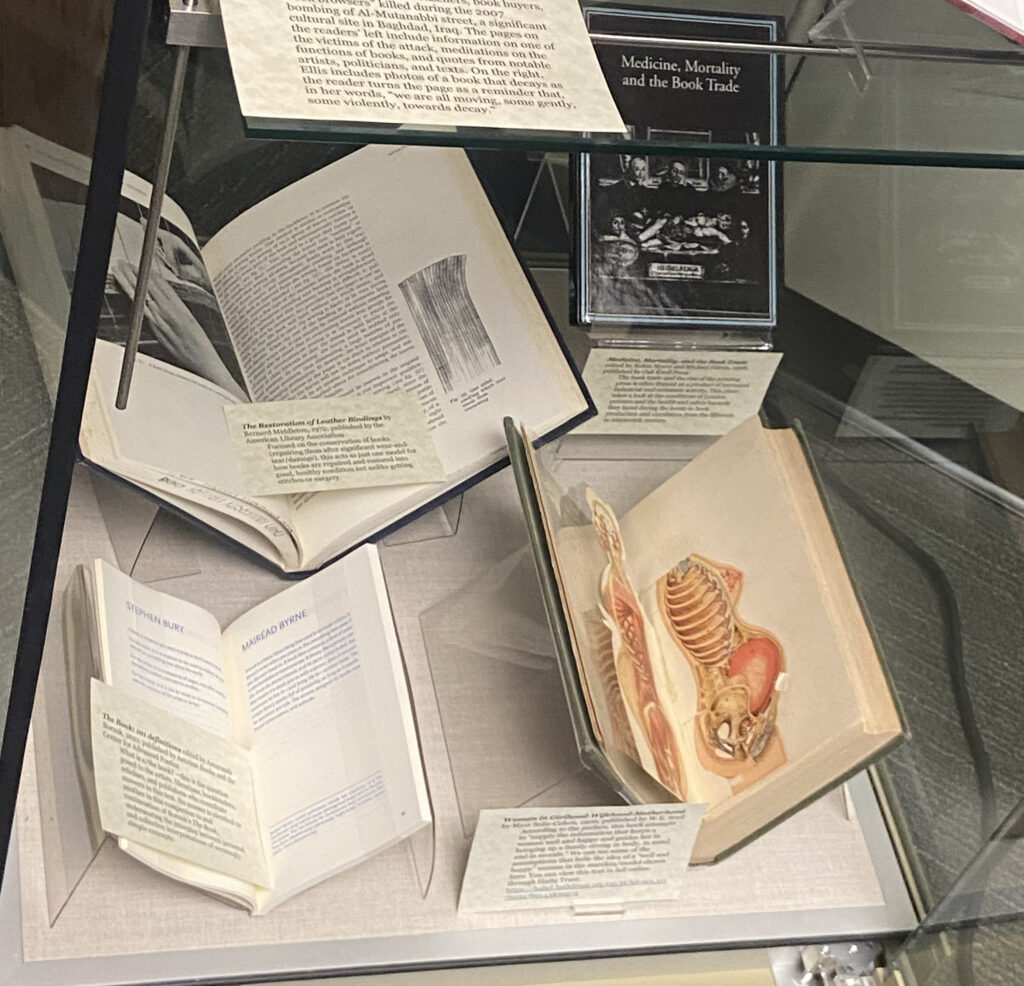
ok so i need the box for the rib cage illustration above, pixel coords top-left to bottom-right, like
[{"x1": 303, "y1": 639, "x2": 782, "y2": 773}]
[
  {"x1": 661, "y1": 558, "x2": 735, "y2": 667},
  {"x1": 398, "y1": 255, "x2": 500, "y2": 392},
  {"x1": 658, "y1": 555, "x2": 786, "y2": 777}
]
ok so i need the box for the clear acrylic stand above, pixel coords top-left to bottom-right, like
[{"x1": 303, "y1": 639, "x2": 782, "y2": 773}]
[
  {"x1": 808, "y1": 0, "x2": 874, "y2": 90},
  {"x1": 380, "y1": 494, "x2": 463, "y2": 547},
  {"x1": 419, "y1": 546, "x2": 615, "y2": 838},
  {"x1": 513, "y1": 153, "x2": 572, "y2": 266}
]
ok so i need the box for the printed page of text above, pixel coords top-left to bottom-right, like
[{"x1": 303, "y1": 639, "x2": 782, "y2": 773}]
[
  {"x1": 219, "y1": 0, "x2": 624, "y2": 133},
  {"x1": 221, "y1": 545, "x2": 430, "y2": 909},
  {"x1": 92, "y1": 560, "x2": 235, "y2": 738}
]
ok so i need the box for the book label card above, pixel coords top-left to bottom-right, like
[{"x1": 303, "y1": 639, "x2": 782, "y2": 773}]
[
  {"x1": 219, "y1": 0, "x2": 625, "y2": 134},
  {"x1": 91, "y1": 681, "x2": 271, "y2": 887},
  {"x1": 224, "y1": 394, "x2": 445, "y2": 495},
  {"x1": 458, "y1": 803, "x2": 706, "y2": 913},
  {"x1": 576, "y1": 349, "x2": 781, "y2": 436}
]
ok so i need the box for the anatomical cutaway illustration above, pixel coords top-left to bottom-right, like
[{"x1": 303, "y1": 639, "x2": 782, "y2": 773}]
[
  {"x1": 590, "y1": 493, "x2": 688, "y2": 799},
  {"x1": 657, "y1": 555, "x2": 786, "y2": 780},
  {"x1": 586, "y1": 614, "x2": 640, "y2": 764}
]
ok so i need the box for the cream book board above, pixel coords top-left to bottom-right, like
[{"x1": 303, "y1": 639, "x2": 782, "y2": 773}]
[{"x1": 2, "y1": 463, "x2": 915, "y2": 986}]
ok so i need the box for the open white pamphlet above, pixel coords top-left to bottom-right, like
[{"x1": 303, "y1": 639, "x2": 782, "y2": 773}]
[{"x1": 64, "y1": 547, "x2": 430, "y2": 914}]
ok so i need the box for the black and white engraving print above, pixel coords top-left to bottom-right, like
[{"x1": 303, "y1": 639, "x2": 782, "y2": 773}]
[
  {"x1": 577, "y1": 7, "x2": 782, "y2": 330},
  {"x1": 30, "y1": 163, "x2": 248, "y2": 399},
  {"x1": 399, "y1": 254, "x2": 500, "y2": 392}
]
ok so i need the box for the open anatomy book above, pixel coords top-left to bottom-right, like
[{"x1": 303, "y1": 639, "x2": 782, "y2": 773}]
[
  {"x1": 0, "y1": 128, "x2": 590, "y2": 573},
  {"x1": 507, "y1": 416, "x2": 904, "y2": 863},
  {"x1": 63, "y1": 548, "x2": 430, "y2": 914}
]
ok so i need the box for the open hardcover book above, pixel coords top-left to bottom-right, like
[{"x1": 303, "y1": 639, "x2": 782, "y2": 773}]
[
  {"x1": 0, "y1": 128, "x2": 590, "y2": 573},
  {"x1": 62, "y1": 547, "x2": 430, "y2": 914},
  {"x1": 506, "y1": 416, "x2": 904, "y2": 863}
]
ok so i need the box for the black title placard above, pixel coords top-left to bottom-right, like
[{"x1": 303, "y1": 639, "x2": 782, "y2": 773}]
[{"x1": 575, "y1": 7, "x2": 783, "y2": 332}]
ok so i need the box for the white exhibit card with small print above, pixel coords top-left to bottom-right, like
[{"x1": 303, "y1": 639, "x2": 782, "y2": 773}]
[
  {"x1": 91, "y1": 680, "x2": 271, "y2": 887},
  {"x1": 839, "y1": 354, "x2": 1019, "y2": 439},
  {"x1": 219, "y1": 0, "x2": 625, "y2": 134},
  {"x1": 458, "y1": 803, "x2": 706, "y2": 913},
  {"x1": 575, "y1": 349, "x2": 782, "y2": 436},
  {"x1": 224, "y1": 394, "x2": 445, "y2": 495}
]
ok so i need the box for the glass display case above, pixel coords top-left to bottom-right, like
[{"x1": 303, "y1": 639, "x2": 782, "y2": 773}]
[{"x1": 3, "y1": 1, "x2": 1024, "y2": 983}]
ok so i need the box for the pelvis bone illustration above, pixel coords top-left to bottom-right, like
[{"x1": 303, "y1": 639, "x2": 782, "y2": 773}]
[{"x1": 658, "y1": 555, "x2": 785, "y2": 777}]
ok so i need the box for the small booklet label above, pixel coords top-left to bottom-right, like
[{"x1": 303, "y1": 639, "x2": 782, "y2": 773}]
[
  {"x1": 91, "y1": 681, "x2": 271, "y2": 887},
  {"x1": 224, "y1": 395, "x2": 445, "y2": 495},
  {"x1": 458, "y1": 803, "x2": 706, "y2": 913},
  {"x1": 576, "y1": 349, "x2": 781, "y2": 436}
]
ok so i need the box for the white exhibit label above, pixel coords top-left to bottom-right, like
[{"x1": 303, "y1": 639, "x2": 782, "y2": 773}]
[
  {"x1": 839, "y1": 354, "x2": 1018, "y2": 439},
  {"x1": 219, "y1": 0, "x2": 626, "y2": 133},
  {"x1": 91, "y1": 681, "x2": 271, "y2": 887},
  {"x1": 224, "y1": 394, "x2": 445, "y2": 495},
  {"x1": 576, "y1": 349, "x2": 782, "y2": 436},
  {"x1": 458, "y1": 803, "x2": 706, "y2": 912}
]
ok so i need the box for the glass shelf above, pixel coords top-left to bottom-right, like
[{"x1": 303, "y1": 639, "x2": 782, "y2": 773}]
[{"x1": 162, "y1": 0, "x2": 1024, "y2": 166}]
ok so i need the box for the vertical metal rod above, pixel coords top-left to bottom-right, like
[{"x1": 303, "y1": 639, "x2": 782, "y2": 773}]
[
  {"x1": 547, "y1": 156, "x2": 571, "y2": 233},
  {"x1": 513, "y1": 156, "x2": 546, "y2": 244},
  {"x1": 114, "y1": 43, "x2": 190, "y2": 410}
]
